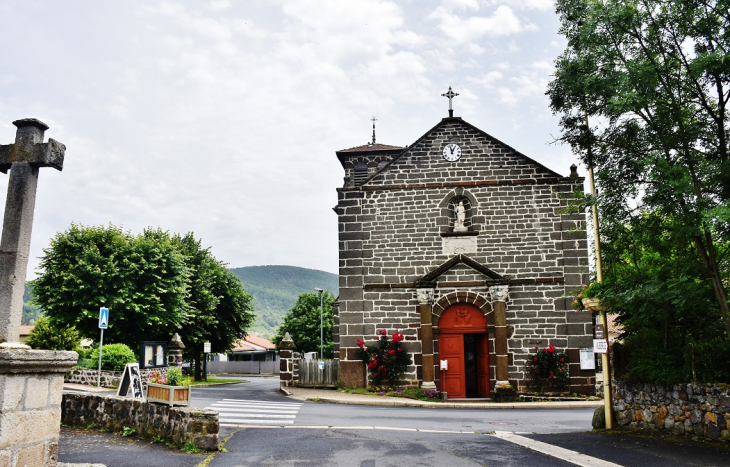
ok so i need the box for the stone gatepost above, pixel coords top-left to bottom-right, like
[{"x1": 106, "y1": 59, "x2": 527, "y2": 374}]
[
  {"x1": 416, "y1": 288, "x2": 436, "y2": 390},
  {"x1": 278, "y1": 333, "x2": 297, "y2": 388},
  {"x1": 0, "y1": 119, "x2": 76, "y2": 467},
  {"x1": 490, "y1": 285, "x2": 510, "y2": 385},
  {"x1": 168, "y1": 333, "x2": 185, "y2": 367}
]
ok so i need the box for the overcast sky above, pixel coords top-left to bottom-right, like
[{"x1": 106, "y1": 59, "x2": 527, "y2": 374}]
[{"x1": 0, "y1": 0, "x2": 578, "y2": 277}]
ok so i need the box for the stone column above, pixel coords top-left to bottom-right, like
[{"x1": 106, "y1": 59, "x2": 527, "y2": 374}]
[
  {"x1": 417, "y1": 288, "x2": 436, "y2": 390},
  {"x1": 0, "y1": 350, "x2": 77, "y2": 466},
  {"x1": 278, "y1": 332, "x2": 296, "y2": 388},
  {"x1": 0, "y1": 118, "x2": 64, "y2": 346},
  {"x1": 490, "y1": 285, "x2": 509, "y2": 384}
]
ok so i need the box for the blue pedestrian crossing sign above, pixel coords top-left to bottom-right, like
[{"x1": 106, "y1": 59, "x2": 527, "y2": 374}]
[{"x1": 99, "y1": 307, "x2": 109, "y2": 329}]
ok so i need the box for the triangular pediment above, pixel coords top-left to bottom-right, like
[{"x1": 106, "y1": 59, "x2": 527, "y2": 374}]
[
  {"x1": 361, "y1": 117, "x2": 564, "y2": 186},
  {"x1": 414, "y1": 254, "x2": 507, "y2": 288}
]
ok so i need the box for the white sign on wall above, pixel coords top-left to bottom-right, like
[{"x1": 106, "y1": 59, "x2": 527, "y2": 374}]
[
  {"x1": 593, "y1": 339, "x2": 609, "y2": 354},
  {"x1": 579, "y1": 349, "x2": 596, "y2": 370}
]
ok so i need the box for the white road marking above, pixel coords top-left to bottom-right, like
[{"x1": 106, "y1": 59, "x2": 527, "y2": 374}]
[
  {"x1": 491, "y1": 431, "x2": 624, "y2": 467},
  {"x1": 211, "y1": 399, "x2": 303, "y2": 427}
]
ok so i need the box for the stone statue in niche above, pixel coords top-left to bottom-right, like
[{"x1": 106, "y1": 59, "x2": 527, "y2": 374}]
[{"x1": 454, "y1": 200, "x2": 467, "y2": 232}]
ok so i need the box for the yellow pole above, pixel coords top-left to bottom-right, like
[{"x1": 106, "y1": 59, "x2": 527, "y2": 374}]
[{"x1": 585, "y1": 111, "x2": 613, "y2": 429}]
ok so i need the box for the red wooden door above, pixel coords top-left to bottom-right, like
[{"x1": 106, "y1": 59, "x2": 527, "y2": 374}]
[
  {"x1": 476, "y1": 334, "x2": 490, "y2": 398},
  {"x1": 440, "y1": 333, "x2": 465, "y2": 398}
]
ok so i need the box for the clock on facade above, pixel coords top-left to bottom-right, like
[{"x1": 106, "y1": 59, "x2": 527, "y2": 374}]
[{"x1": 442, "y1": 143, "x2": 462, "y2": 162}]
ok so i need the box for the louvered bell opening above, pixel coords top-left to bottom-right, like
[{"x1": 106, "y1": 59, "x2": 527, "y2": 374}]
[{"x1": 353, "y1": 162, "x2": 368, "y2": 184}]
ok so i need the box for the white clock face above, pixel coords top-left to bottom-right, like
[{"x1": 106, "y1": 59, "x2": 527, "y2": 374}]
[{"x1": 442, "y1": 143, "x2": 462, "y2": 162}]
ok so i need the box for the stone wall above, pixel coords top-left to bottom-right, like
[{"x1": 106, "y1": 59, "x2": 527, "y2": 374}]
[
  {"x1": 61, "y1": 392, "x2": 218, "y2": 450},
  {"x1": 613, "y1": 381, "x2": 730, "y2": 441},
  {"x1": 65, "y1": 367, "x2": 168, "y2": 391},
  {"x1": 334, "y1": 117, "x2": 594, "y2": 392}
]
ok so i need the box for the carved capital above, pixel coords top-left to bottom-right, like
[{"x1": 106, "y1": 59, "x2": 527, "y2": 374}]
[
  {"x1": 490, "y1": 285, "x2": 509, "y2": 302},
  {"x1": 416, "y1": 288, "x2": 434, "y2": 304}
]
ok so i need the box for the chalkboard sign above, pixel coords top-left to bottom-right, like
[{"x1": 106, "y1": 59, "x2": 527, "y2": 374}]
[{"x1": 117, "y1": 363, "x2": 145, "y2": 400}]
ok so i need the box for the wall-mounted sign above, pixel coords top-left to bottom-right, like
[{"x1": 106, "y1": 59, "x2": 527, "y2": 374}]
[
  {"x1": 579, "y1": 349, "x2": 596, "y2": 370},
  {"x1": 595, "y1": 324, "x2": 604, "y2": 339}
]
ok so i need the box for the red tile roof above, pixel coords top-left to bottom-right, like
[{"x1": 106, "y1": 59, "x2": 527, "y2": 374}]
[
  {"x1": 607, "y1": 313, "x2": 623, "y2": 335},
  {"x1": 230, "y1": 335, "x2": 276, "y2": 352},
  {"x1": 337, "y1": 143, "x2": 404, "y2": 153},
  {"x1": 20, "y1": 325, "x2": 34, "y2": 336}
]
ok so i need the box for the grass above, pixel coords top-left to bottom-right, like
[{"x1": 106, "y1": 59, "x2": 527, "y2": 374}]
[
  {"x1": 340, "y1": 387, "x2": 440, "y2": 402},
  {"x1": 190, "y1": 377, "x2": 245, "y2": 386}
]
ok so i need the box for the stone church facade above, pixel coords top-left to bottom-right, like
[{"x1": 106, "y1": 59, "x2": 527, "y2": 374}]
[{"x1": 332, "y1": 112, "x2": 595, "y2": 397}]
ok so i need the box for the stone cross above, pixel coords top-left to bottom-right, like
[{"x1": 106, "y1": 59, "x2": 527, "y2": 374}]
[
  {"x1": 0, "y1": 118, "x2": 65, "y2": 346},
  {"x1": 441, "y1": 86, "x2": 459, "y2": 118}
]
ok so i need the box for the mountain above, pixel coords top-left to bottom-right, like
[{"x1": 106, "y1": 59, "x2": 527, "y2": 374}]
[
  {"x1": 228, "y1": 265, "x2": 339, "y2": 339},
  {"x1": 22, "y1": 265, "x2": 339, "y2": 339}
]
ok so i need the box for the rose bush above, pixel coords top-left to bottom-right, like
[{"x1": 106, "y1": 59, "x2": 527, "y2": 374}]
[{"x1": 356, "y1": 329, "x2": 411, "y2": 387}]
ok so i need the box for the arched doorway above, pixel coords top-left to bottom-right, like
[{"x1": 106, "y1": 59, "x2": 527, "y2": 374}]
[{"x1": 438, "y1": 303, "x2": 490, "y2": 399}]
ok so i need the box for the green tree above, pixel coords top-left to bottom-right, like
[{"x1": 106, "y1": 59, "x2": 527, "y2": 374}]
[
  {"x1": 273, "y1": 291, "x2": 335, "y2": 358},
  {"x1": 31, "y1": 224, "x2": 190, "y2": 348},
  {"x1": 31, "y1": 225, "x2": 254, "y2": 369},
  {"x1": 173, "y1": 233, "x2": 255, "y2": 381},
  {"x1": 25, "y1": 316, "x2": 80, "y2": 351},
  {"x1": 548, "y1": 0, "x2": 730, "y2": 340}
]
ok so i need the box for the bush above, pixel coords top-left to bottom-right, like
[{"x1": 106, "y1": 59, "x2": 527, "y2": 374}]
[
  {"x1": 165, "y1": 367, "x2": 193, "y2": 386},
  {"x1": 25, "y1": 316, "x2": 81, "y2": 351},
  {"x1": 355, "y1": 329, "x2": 412, "y2": 387},
  {"x1": 90, "y1": 343, "x2": 136, "y2": 371},
  {"x1": 527, "y1": 344, "x2": 569, "y2": 392}
]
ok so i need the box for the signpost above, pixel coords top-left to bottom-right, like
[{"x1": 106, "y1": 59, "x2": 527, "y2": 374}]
[
  {"x1": 203, "y1": 341, "x2": 211, "y2": 382},
  {"x1": 97, "y1": 307, "x2": 109, "y2": 387}
]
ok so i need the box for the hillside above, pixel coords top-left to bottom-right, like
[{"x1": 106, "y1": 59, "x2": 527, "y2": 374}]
[
  {"x1": 228, "y1": 265, "x2": 339, "y2": 339},
  {"x1": 23, "y1": 265, "x2": 338, "y2": 339}
]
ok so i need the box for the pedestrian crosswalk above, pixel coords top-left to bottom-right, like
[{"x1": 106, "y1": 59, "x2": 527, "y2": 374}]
[{"x1": 210, "y1": 399, "x2": 303, "y2": 426}]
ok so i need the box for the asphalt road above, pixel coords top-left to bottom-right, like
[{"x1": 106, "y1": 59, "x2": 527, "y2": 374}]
[{"x1": 58, "y1": 377, "x2": 730, "y2": 467}]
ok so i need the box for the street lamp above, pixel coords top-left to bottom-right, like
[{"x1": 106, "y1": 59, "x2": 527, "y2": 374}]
[{"x1": 314, "y1": 288, "x2": 324, "y2": 359}]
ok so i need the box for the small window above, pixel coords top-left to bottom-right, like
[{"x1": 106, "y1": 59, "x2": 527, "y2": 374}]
[
  {"x1": 354, "y1": 162, "x2": 368, "y2": 184},
  {"x1": 376, "y1": 160, "x2": 387, "y2": 170}
]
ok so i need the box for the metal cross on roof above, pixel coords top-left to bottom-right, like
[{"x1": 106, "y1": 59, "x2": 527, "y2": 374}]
[
  {"x1": 370, "y1": 117, "x2": 377, "y2": 145},
  {"x1": 441, "y1": 86, "x2": 459, "y2": 117}
]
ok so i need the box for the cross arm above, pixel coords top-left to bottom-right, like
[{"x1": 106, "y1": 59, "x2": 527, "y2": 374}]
[{"x1": 0, "y1": 138, "x2": 65, "y2": 174}]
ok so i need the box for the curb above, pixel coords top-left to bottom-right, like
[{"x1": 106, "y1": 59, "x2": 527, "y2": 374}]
[{"x1": 293, "y1": 394, "x2": 603, "y2": 409}]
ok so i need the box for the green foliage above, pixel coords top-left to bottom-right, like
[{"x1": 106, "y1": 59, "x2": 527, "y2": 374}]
[
  {"x1": 182, "y1": 442, "x2": 205, "y2": 454},
  {"x1": 31, "y1": 225, "x2": 254, "y2": 375},
  {"x1": 548, "y1": 0, "x2": 730, "y2": 343},
  {"x1": 165, "y1": 367, "x2": 193, "y2": 386},
  {"x1": 356, "y1": 330, "x2": 412, "y2": 387},
  {"x1": 25, "y1": 316, "x2": 81, "y2": 351},
  {"x1": 90, "y1": 343, "x2": 135, "y2": 371},
  {"x1": 32, "y1": 224, "x2": 190, "y2": 348},
  {"x1": 120, "y1": 426, "x2": 135, "y2": 437},
  {"x1": 527, "y1": 344, "x2": 569, "y2": 392},
  {"x1": 273, "y1": 290, "x2": 335, "y2": 357},
  {"x1": 229, "y1": 266, "x2": 339, "y2": 339}
]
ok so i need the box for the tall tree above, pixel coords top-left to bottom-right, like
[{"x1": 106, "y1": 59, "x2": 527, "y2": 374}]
[
  {"x1": 273, "y1": 291, "x2": 335, "y2": 358},
  {"x1": 547, "y1": 0, "x2": 730, "y2": 339},
  {"x1": 174, "y1": 233, "x2": 255, "y2": 381},
  {"x1": 32, "y1": 224, "x2": 254, "y2": 367},
  {"x1": 32, "y1": 224, "x2": 190, "y2": 347}
]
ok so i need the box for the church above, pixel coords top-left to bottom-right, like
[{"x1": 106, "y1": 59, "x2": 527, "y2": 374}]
[{"x1": 332, "y1": 89, "x2": 595, "y2": 397}]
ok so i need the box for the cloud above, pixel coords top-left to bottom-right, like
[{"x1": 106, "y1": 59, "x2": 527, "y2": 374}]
[{"x1": 428, "y1": 4, "x2": 537, "y2": 44}]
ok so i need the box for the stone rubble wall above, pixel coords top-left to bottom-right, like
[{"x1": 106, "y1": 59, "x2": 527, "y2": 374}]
[
  {"x1": 61, "y1": 392, "x2": 218, "y2": 450},
  {"x1": 65, "y1": 367, "x2": 168, "y2": 391},
  {"x1": 613, "y1": 381, "x2": 730, "y2": 441}
]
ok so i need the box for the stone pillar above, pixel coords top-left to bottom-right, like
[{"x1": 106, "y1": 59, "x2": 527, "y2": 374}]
[
  {"x1": 0, "y1": 350, "x2": 77, "y2": 467},
  {"x1": 490, "y1": 285, "x2": 509, "y2": 384},
  {"x1": 278, "y1": 333, "x2": 296, "y2": 388},
  {"x1": 417, "y1": 288, "x2": 436, "y2": 390},
  {"x1": 167, "y1": 333, "x2": 185, "y2": 367}
]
